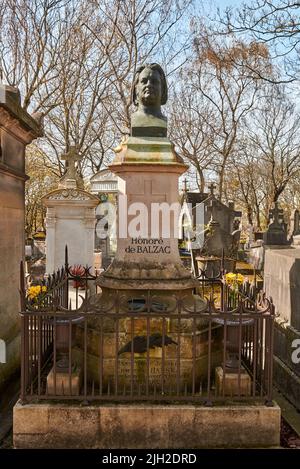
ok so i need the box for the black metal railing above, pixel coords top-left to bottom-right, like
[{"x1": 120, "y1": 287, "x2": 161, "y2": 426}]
[{"x1": 19, "y1": 249, "x2": 275, "y2": 405}]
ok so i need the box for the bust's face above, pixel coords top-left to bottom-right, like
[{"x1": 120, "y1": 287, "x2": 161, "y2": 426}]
[{"x1": 135, "y1": 68, "x2": 162, "y2": 107}]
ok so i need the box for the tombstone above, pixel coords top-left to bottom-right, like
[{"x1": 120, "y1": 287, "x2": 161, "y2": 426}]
[
  {"x1": 77, "y1": 63, "x2": 223, "y2": 395},
  {"x1": 191, "y1": 183, "x2": 242, "y2": 249},
  {"x1": 0, "y1": 84, "x2": 42, "y2": 390},
  {"x1": 189, "y1": 186, "x2": 242, "y2": 275},
  {"x1": 254, "y1": 232, "x2": 264, "y2": 241},
  {"x1": 289, "y1": 209, "x2": 300, "y2": 246},
  {"x1": 42, "y1": 147, "x2": 99, "y2": 274},
  {"x1": 264, "y1": 248, "x2": 300, "y2": 410},
  {"x1": 25, "y1": 244, "x2": 33, "y2": 258},
  {"x1": 194, "y1": 199, "x2": 240, "y2": 275},
  {"x1": 248, "y1": 240, "x2": 264, "y2": 271},
  {"x1": 90, "y1": 168, "x2": 118, "y2": 266},
  {"x1": 90, "y1": 168, "x2": 118, "y2": 195},
  {"x1": 263, "y1": 202, "x2": 289, "y2": 246},
  {"x1": 250, "y1": 202, "x2": 291, "y2": 271}
]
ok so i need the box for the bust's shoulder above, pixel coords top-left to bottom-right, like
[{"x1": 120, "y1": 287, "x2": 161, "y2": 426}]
[{"x1": 131, "y1": 110, "x2": 167, "y2": 128}]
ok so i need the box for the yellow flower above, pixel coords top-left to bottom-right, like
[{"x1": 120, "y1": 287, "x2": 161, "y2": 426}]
[
  {"x1": 27, "y1": 285, "x2": 47, "y2": 300},
  {"x1": 225, "y1": 272, "x2": 244, "y2": 285}
]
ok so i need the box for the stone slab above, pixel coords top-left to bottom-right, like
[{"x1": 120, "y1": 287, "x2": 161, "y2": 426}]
[
  {"x1": 264, "y1": 248, "x2": 300, "y2": 329},
  {"x1": 215, "y1": 366, "x2": 251, "y2": 396},
  {"x1": 46, "y1": 367, "x2": 81, "y2": 396},
  {"x1": 13, "y1": 400, "x2": 281, "y2": 448}
]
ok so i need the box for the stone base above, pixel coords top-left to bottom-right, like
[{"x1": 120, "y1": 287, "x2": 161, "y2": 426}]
[
  {"x1": 13, "y1": 401, "x2": 280, "y2": 448},
  {"x1": 215, "y1": 366, "x2": 251, "y2": 396},
  {"x1": 46, "y1": 367, "x2": 81, "y2": 396},
  {"x1": 273, "y1": 320, "x2": 300, "y2": 411},
  {"x1": 274, "y1": 356, "x2": 300, "y2": 412}
]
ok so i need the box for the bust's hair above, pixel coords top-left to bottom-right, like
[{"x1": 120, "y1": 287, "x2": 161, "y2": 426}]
[{"x1": 132, "y1": 63, "x2": 168, "y2": 106}]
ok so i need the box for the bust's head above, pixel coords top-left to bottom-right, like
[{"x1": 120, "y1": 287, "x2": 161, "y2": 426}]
[{"x1": 132, "y1": 63, "x2": 168, "y2": 112}]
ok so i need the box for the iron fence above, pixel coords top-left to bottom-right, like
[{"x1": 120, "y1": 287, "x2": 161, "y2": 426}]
[{"x1": 19, "y1": 250, "x2": 274, "y2": 406}]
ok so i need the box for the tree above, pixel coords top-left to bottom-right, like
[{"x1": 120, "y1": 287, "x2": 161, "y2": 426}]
[
  {"x1": 25, "y1": 146, "x2": 59, "y2": 236},
  {"x1": 219, "y1": 0, "x2": 300, "y2": 81},
  {"x1": 0, "y1": 0, "x2": 193, "y2": 178},
  {"x1": 223, "y1": 86, "x2": 300, "y2": 229},
  {"x1": 247, "y1": 87, "x2": 300, "y2": 207},
  {"x1": 186, "y1": 28, "x2": 270, "y2": 199},
  {"x1": 169, "y1": 83, "x2": 216, "y2": 192},
  {"x1": 224, "y1": 144, "x2": 267, "y2": 229}
]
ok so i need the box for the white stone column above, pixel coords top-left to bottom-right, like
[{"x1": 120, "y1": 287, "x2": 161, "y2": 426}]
[
  {"x1": 84, "y1": 208, "x2": 97, "y2": 272},
  {"x1": 45, "y1": 207, "x2": 56, "y2": 274}
]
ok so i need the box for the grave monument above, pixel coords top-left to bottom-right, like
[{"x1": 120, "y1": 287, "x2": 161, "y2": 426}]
[
  {"x1": 98, "y1": 64, "x2": 196, "y2": 292},
  {"x1": 77, "y1": 63, "x2": 223, "y2": 391},
  {"x1": 13, "y1": 65, "x2": 281, "y2": 449},
  {"x1": 43, "y1": 147, "x2": 98, "y2": 274},
  {"x1": 263, "y1": 202, "x2": 290, "y2": 246},
  {"x1": 0, "y1": 85, "x2": 42, "y2": 391},
  {"x1": 264, "y1": 202, "x2": 300, "y2": 410}
]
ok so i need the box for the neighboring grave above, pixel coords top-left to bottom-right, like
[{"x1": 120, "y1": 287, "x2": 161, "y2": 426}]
[
  {"x1": 90, "y1": 168, "x2": 118, "y2": 195},
  {"x1": 193, "y1": 183, "x2": 242, "y2": 237},
  {"x1": 190, "y1": 183, "x2": 242, "y2": 269},
  {"x1": 42, "y1": 147, "x2": 98, "y2": 274},
  {"x1": 90, "y1": 168, "x2": 118, "y2": 266},
  {"x1": 192, "y1": 192, "x2": 242, "y2": 275},
  {"x1": 289, "y1": 208, "x2": 300, "y2": 246},
  {"x1": 248, "y1": 203, "x2": 291, "y2": 272},
  {"x1": 263, "y1": 201, "x2": 289, "y2": 246},
  {"x1": 264, "y1": 247, "x2": 300, "y2": 410},
  {"x1": 0, "y1": 84, "x2": 42, "y2": 391}
]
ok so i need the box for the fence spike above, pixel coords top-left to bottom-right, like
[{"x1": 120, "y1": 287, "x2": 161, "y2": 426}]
[{"x1": 65, "y1": 245, "x2": 68, "y2": 268}]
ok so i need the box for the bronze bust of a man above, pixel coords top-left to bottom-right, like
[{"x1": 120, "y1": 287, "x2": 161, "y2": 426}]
[{"x1": 131, "y1": 63, "x2": 168, "y2": 137}]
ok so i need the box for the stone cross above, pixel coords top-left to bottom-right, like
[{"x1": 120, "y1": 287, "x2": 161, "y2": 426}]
[
  {"x1": 269, "y1": 201, "x2": 284, "y2": 228},
  {"x1": 208, "y1": 182, "x2": 216, "y2": 196},
  {"x1": 206, "y1": 198, "x2": 216, "y2": 221},
  {"x1": 183, "y1": 177, "x2": 189, "y2": 193},
  {"x1": 61, "y1": 146, "x2": 82, "y2": 180}
]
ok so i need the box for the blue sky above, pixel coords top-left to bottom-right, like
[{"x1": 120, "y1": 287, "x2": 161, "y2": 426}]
[
  {"x1": 190, "y1": 0, "x2": 245, "y2": 22},
  {"x1": 210, "y1": 0, "x2": 244, "y2": 8}
]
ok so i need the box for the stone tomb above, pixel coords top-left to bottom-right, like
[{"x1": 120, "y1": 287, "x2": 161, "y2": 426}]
[
  {"x1": 263, "y1": 202, "x2": 289, "y2": 246},
  {"x1": 264, "y1": 248, "x2": 300, "y2": 410},
  {"x1": 14, "y1": 63, "x2": 281, "y2": 449},
  {"x1": 0, "y1": 85, "x2": 42, "y2": 391},
  {"x1": 264, "y1": 249, "x2": 300, "y2": 330},
  {"x1": 73, "y1": 295, "x2": 223, "y2": 391},
  {"x1": 74, "y1": 64, "x2": 223, "y2": 392},
  {"x1": 43, "y1": 147, "x2": 98, "y2": 274}
]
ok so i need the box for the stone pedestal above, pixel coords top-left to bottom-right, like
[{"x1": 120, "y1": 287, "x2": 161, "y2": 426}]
[
  {"x1": 46, "y1": 367, "x2": 81, "y2": 396},
  {"x1": 13, "y1": 401, "x2": 281, "y2": 448},
  {"x1": 97, "y1": 136, "x2": 197, "y2": 292},
  {"x1": 89, "y1": 135, "x2": 215, "y2": 390},
  {"x1": 73, "y1": 320, "x2": 223, "y2": 390},
  {"x1": 0, "y1": 85, "x2": 42, "y2": 391},
  {"x1": 215, "y1": 367, "x2": 251, "y2": 396},
  {"x1": 43, "y1": 189, "x2": 99, "y2": 274}
]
